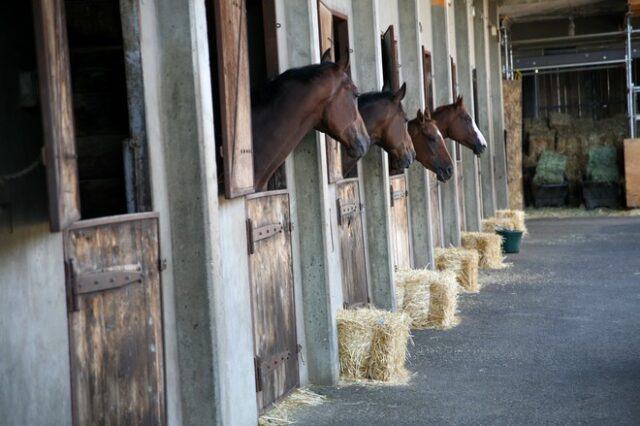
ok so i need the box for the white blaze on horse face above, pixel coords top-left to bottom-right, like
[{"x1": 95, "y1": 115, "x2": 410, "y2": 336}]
[
  {"x1": 436, "y1": 128, "x2": 444, "y2": 141},
  {"x1": 472, "y1": 120, "x2": 488, "y2": 148}
]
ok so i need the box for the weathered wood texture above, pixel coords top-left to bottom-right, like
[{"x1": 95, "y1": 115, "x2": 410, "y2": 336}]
[
  {"x1": 381, "y1": 26, "x2": 400, "y2": 92},
  {"x1": 422, "y1": 48, "x2": 434, "y2": 114},
  {"x1": 429, "y1": 177, "x2": 443, "y2": 248},
  {"x1": 336, "y1": 180, "x2": 369, "y2": 307},
  {"x1": 451, "y1": 58, "x2": 466, "y2": 231},
  {"x1": 64, "y1": 213, "x2": 165, "y2": 425},
  {"x1": 624, "y1": 139, "x2": 640, "y2": 207},
  {"x1": 213, "y1": 0, "x2": 254, "y2": 198},
  {"x1": 246, "y1": 193, "x2": 298, "y2": 412},
  {"x1": 389, "y1": 175, "x2": 412, "y2": 270},
  {"x1": 33, "y1": 0, "x2": 81, "y2": 231},
  {"x1": 503, "y1": 79, "x2": 524, "y2": 210},
  {"x1": 318, "y1": 1, "x2": 343, "y2": 183}
]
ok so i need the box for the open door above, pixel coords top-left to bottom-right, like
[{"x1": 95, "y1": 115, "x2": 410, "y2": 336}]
[
  {"x1": 389, "y1": 175, "x2": 412, "y2": 270},
  {"x1": 64, "y1": 213, "x2": 165, "y2": 425},
  {"x1": 246, "y1": 191, "x2": 299, "y2": 412},
  {"x1": 451, "y1": 57, "x2": 466, "y2": 231},
  {"x1": 336, "y1": 179, "x2": 369, "y2": 307}
]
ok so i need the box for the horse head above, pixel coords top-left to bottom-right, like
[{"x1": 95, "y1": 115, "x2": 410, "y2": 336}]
[
  {"x1": 408, "y1": 108, "x2": 453, "y2": 182},
  {"x1": 314, "y1": 50, "x2": 370, "y2": 159},
  {"x1": 433, "y1": 95, "x2": 487, "y2": 155},
  {"x1": 357, "y1": 83, "x2": 415, "y2": 172}
]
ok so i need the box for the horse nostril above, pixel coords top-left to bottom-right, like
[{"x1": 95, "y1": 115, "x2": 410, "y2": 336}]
[{"x1": 447, "y1": 166, "x2": 453, "y2": 177}]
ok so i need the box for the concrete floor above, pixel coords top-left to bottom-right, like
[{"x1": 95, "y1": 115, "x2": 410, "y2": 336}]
[{"x1": 294, "y1": 217, "x2": 640, "y2": 425}]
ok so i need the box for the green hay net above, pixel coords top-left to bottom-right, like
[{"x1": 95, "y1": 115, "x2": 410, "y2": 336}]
[
  {"x1": 533, "y1": 151, "x2": 566, "y2": 185},
  {"x1": 586, "y1": 146, "x2": 619, "y2": 183}
]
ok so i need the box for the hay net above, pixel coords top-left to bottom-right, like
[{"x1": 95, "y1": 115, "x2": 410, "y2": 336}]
[
  {"x1": 586, "y1": 146, "x2": 619, "y2": 183},
  {"x1": 533, "y1": 151, "x2": 566, "y2": 185}
]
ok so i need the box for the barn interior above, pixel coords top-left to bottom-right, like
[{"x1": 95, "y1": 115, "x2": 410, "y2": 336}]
[{"x1": 501, "y1": 0, "x2": 639, "y2": 209}]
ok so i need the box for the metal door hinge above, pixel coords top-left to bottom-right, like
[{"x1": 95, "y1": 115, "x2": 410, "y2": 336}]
[
  {"x1": 389, "y1": 185, "x2": 395, "y2": 207},
  {"x1": 337, "y1": 198, "x2": 358, "y2": 225},
  {"x1": 247, "y1": 218, "x2": 284, "y2": 255},
  {"x1": 254, "y1": 356, "x2": 263, "y2": 392},
  {"x1": 158, "y1": 258, "x2": 167, "y2": 272}
]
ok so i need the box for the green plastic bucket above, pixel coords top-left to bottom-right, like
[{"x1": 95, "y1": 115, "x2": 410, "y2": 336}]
[{"x1": 495, "y1": 229, "x2": 523, "y2": 254}]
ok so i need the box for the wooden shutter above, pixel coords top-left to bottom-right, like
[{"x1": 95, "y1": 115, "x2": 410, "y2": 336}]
[
  {"x1": 318, "y1": 1, "x2": 343, "y2": 183},
  {"x1": 389, "y1": 175, "x2": 412, "y2": 270},
  {"x1": 32, "y1": 0, "x2": 81, "y2": 231},
  {"x1": 64, "y1": 213, "x2": 165, "y2": 425},
  {"x1": 422, "y1": 47, "x2": 434, "y2": 113},
  {"x1": 213, "y1": 0, "x2": 254, "y2": 198},
  {"x1": 381, "y1": 26, "x2": 400, "y2": 92}
]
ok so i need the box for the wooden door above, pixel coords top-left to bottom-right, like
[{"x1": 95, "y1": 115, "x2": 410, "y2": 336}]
[
  {"x1": 381, "y1": 26, "x2": 400, "y2": 92},
  {"x1": 429, "y1": 177, "x2": 443, "y2": 248},
  {"x1": 336, "y1": 179, "x2": 368, "y2": 307},
  {"x1": 389, "y1": 175, "x2": 412, "y2": 270},
  {"x1": 450, "y1": 58, "x2": 466, "y2": 230},
  {"x1": 64, "y1": 213, "x2": 165, "y2": 425},
  {"x1": 318, "y1": 1, "x2": 343, "y2": 183},
  {"x1": 246, "y1": 192, "x2": 298, "y2": 412}
]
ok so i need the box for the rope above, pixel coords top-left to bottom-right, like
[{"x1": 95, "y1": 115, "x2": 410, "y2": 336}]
[{"x1": 0, "y1": 156, "x2": 42, "y2": 186}]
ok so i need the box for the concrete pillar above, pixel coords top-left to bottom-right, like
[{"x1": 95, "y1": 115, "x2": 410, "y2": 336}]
[
  {"x1": 398, "y1": 0, "x2": 435, "y2": 268},
  {"x1": 283, "y1": 0, "x2": 342, "y2": 385},
  {"x1": 454, "y1": 0, "x2": 482, "y2": 231},
  {"x1": 353, "y1": 0, "x2": 396, "y2": 310},
  {"x1": 473, "y1": 0, "x2": 497, "y2": 218},
  {"x1": 431, "y1": 0, "x2": 461, "y2": 247},
  {"x1": 488, "y1": 0, "x2": 509, "y2": 210}
]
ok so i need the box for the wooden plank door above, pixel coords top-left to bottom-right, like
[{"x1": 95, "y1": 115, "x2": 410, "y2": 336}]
[
  {"x1": 246, "y1": 192, "x2": 299, "y2": 412},
  {"x1": 336, "y1": 179, "x2": 368, "y2": 308},
  {"x1": 389, "y1": 175, "x2": 412, "y2": 270},
  {"x1": 64, "y1": 213, "x2": 165, "y2": 426},
  {"x1": 450, "y1": 58, "x2": 466, "y2": 231}
]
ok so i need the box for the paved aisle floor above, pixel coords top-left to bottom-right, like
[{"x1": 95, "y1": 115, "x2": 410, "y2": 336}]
[{"x1": 293, "y1": 217, "x2": 640, "y2": 426}]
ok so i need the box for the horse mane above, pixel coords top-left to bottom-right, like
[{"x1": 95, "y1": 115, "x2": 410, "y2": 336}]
[
  {"x1": 252, "y1": 62, "x2": 337, "y2": 107},
  {"x1": 358, "y1": 90, "x2": 394, "y2": 106},
  {"x1": 433, "y1": 102, "x2": 455, "y2": 114}
]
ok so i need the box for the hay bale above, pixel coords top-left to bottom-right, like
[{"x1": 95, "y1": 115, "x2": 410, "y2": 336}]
[
  {"x1": 435, "y1": 247, "x2": 480, "y2": 293},
  {"x1": 587, "y1": 146, "x2": 619, "y2": 183},
  {"x1": 259, "y1": 388, "x2": 327, "y2": 426},
  {"x1": 461, "y1": 232, "x2": 506, "y2": 269},
  {"x1": 367, "y1": 312, "x2": 412, "y2": 382},
  {"x1": 548, "y1": 112, "x2": 572, "y2": 129},
  {"x1": 482, "y1": 217, "x2": 517, "y2": 233},
  {"x1": 336, "y1": 308, "x2": 411, "y2": 383},
  {"x1": 533, "y1": 151, "x2": 566, "y2": 186},
  {"x1": 528, "y1": 128, "x2": 556, "y2": 160},
  {"x1": 396, "y1": 268, "x2": 458, "y2": 329},
  {"x1": 495, "y1": 209, "x2": 528, "y2": 234}
]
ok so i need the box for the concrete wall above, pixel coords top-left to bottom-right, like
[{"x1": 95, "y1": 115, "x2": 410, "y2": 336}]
[{"x1": 0, "y1": 3, "x2": 72, "y2": 425}]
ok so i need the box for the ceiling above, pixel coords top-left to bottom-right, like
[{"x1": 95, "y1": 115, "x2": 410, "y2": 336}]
[{"x1": 499, "y1": 0, "x2": 627, "y2": 22}]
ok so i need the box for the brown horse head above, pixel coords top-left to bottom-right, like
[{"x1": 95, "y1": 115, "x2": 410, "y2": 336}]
[
  {"x1": 314, "y1": 50, "x2": 370, "y2": 158},
  {"x1": 432, "y1": 95, "x2": 487, "y2": 155},
  {"x1": 352, "y1": 83, "x2": 415, "y2": 172},
  {"x1": 408, "y1": 108, "x2": 453, "y2": 182}
]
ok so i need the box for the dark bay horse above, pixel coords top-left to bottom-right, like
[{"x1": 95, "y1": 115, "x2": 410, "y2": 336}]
[
  {"x1": 405, "y1": 108, "x2": 453, "y2": 182},
  {"x1": 432, "y1": 95, "x2": 487, "y2": 156},
  {"x1": 252, "y1": 50, "x2": 370, "y2": 191},
  {"x1": 341, "y1": 83, "x2": 415, "y2": 176}
]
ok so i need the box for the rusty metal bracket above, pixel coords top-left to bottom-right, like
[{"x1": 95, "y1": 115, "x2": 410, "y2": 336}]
[
  {"x1": 337, "y1": 198, "x2": 358, "y2": 225},
  {"x1": 389, "y1": 184, "x2": 395, "y2": 207},
  {"x1": 247, "y1": 219, "x2": 284, "y2": 255},
  {"x1": 254, "y1": 350, "x2": 292, "y2": 392},
  {"x1": 75, "y1": 266, "x2": 143, "y2": 295}
]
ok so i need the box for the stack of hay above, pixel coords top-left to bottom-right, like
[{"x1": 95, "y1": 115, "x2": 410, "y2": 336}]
[
  {"x1": 482, "y1": 209, "x2": 528, "y2": 236},
  {"x1": 395, "y1": 268, "x2": 459, "y2": 329},
  {"x1": 557, "y1": 131, "x2": 583, "y2": 205},
  {"x1": 434, "y1": 247, "x2": 480, "y2": 293},
  {"x1": 461, "y1": 232, "x2": 506, "y2": 269},
  {"x1": 336, "y1": 308, "x2": 411, "y2": 383},
  {"x1": 533, "y1": 151, "x2": 566, "y2": 186},
  {"x1": 586, "y1": 146, "x2": 619, "y2": 183}
]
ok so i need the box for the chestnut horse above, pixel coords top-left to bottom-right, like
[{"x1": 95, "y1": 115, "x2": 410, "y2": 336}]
[
  {"x1": 341, "y1": 83, "x2": 415, "y2": 175},
  {"x1": 432, "y1": 95, "x2": 487, "y2": 155},
  {"x1": 252, "y1": 50, "x2": 370, "y2": 191},
  {"x1": 405, "y1": 108, "x2": 453, "y2": 182}
]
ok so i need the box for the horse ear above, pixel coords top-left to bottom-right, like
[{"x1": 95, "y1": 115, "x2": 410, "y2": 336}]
[
  {"x1": 321, "y1": 49, "x2": 332, "y2": 63},
  {"x1": 336, "y1": 51, "x2": 350, "y2": 72},
  {"x1": 393, "y1": 83, "x2": 407, "y2": 103},
  {"x1": 424, "y1": 106, "x2": 431, "y2": 119},
  {"x1": 416, "y1": 109, "x2": 424, "y2": 122},
  {"x1": 456, "y1": 95, "x2": 464, "y2": 107}
]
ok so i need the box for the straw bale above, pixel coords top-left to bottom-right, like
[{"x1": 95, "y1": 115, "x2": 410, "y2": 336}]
[
  {"x1": 495, "y1": 209, "x2": 528, "y2": 234},
  {"x1": 528, "y1": 129, "x2": 556, "y2": 159},
  {"x1": 259, "y1": 388, "x2": 327, "y2": 426},
  {"x1": 548, "y1": 112, "x2": 572, "y2": 129},
  {"x1": 336, "y1": 308, "x2": 411, "y2": 383},
  {"x1": 503, "y1": 79, "x2": 524, "y2": 210},
  {"x1": 481, "y1": 217, "x2": 517, "y2": 232},
  {"x1": 461, "y1": 232, "x2": 506, "y2": 269},
  {"x1": 367, "y1": 312, "x2": 412, "y2": 382},
  {"x1": 427, "y1": 270, "x2": 459, "y2": 329},
  {"x1": 435, "y1": 247, "x2": 480, "y2": 293}
]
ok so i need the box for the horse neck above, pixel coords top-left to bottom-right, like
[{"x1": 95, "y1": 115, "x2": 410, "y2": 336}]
[
  {"x1": 431, "y1": 108, "x2": 453, "y2": 139},
  {"x1": 341, "y1": 105, "x2": 384, "y2": 175},
  {"x1": 252, "y1": 88, "x2": 326, "y2": 190}
]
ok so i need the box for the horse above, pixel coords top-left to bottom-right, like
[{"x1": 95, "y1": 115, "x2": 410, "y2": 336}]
[
  {"x1": 341, "y1": 83, "x2": 416, "y2": 176},
  {"x1": 431, "y1": 95, "x2": 487, "y2": 155},
  {"x1": 251, "y1": 50, "x2": 370, "y2": 191},
  {"x1": 405, "y1": 108, "x2": 454, "y2": 182}
]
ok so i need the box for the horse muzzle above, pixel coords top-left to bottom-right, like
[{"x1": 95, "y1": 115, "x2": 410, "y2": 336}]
[
  {"x1": 437, "y1": 165, "x2": 453, "y2": 182},
  {"x1": 474, "y1": 142, "x2": 486, "y2": 156}
]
